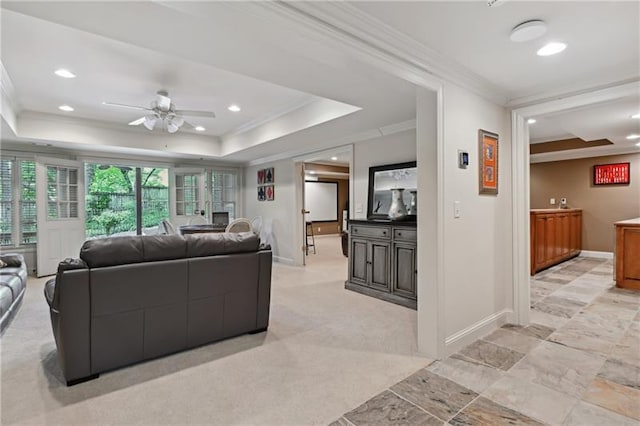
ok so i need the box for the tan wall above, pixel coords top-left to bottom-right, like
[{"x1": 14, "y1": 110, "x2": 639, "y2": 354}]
[
  {"x1": 308, "y1": 178, "x2": 349, "y2": 235},
  {"x1": 531, "y1": 153, "x2": 640, "y2": 252}
]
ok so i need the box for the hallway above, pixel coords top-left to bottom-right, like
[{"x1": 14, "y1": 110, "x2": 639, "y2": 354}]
[{"x1": 333, "y1": 256, "x2": 639, "y2": 425}]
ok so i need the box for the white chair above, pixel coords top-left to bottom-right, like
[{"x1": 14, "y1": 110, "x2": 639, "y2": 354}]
[
  {"x1": 161, "y1": 219, "x2": 178, "y2": 235},
  {"x1": 225, "y1": 218, "x2": 252, "y2": 233},
  {"x1": 250, "y1": 216, "x2": 263, "y2": 236}
]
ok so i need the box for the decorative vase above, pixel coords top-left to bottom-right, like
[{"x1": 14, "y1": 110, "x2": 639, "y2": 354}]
[
  {"x1": 388, "y1": 188, "x2": 408, "y2": 220},
  {"x1": 408, "y1": 190, "x2": 417, "y2": 215}
]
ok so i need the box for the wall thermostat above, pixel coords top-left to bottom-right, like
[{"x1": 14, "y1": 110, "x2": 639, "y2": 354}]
[{"x1": 458, "y1": 150, "x2": 469, "y2": 169}]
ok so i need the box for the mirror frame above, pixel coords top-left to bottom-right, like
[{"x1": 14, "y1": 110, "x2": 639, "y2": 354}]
[{"x1": 367, "y1": 161, "x2": 417, "y2": 220}]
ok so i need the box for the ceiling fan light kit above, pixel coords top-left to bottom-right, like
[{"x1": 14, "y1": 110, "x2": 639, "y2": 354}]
[{"x1": 104, "y1": 90, "x2": 215, "y2": 133}]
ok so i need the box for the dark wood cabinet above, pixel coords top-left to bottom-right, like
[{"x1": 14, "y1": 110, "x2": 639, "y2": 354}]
[
  {"x1": 615, "y1": 218, "x2": 640, "y2": 291},
  {"x1": 530, "y1": 209, "x2": 582, "y2": 275},
  {"x1": 346, "y1": 220, "x2": 416, "y2": 309}
]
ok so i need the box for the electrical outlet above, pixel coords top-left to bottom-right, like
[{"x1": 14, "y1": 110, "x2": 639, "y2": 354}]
[
  {"x1": 550, "y1": 198, "x2": 556, "y2": 205},
  {"x1": 560, "y1": 197, "x2": 567, "y2": 204}
]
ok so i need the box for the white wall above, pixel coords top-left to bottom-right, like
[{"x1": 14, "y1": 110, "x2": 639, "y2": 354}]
[
  {"x1": 352, "y1": 129, "x2": 416, "y2": 219},
  {"x1": 440, "y1": 82, "x2": 513, "y2": 353},
  {"x1": 244, "y1": 159, "x2": 297, "y2": 264}
]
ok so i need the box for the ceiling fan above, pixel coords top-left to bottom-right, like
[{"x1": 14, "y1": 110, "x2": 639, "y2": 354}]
[{"x1": 102, "y1": 90, "x2": 215, "y2": 133}]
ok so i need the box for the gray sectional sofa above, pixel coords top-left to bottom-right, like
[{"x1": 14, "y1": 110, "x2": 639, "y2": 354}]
[
  {"x1": 45, "y1": 232, "x2": 272, "y2": 386},
  {"x1": 0, "y1": 253, "x2": 27, "y2": 335}
]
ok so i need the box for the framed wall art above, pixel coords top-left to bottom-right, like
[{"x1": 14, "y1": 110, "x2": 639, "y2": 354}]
[
  {"x1": 257, "y1": 167, "x2": 275, "y2": 201},
  {"x1": 593, "y1": 162, "x2": 630, "y2": 185},
  {"x1": 478, "y1": 129, "x2": 499, "y2": 195}
]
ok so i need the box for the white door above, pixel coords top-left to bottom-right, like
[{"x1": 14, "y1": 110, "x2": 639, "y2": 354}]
[
  {"x1": 169, "y1": 168, "x2": 206, "y2": 227},
  {"x1": 36, "y1": 157, "x2": 85, "y2": 277}
]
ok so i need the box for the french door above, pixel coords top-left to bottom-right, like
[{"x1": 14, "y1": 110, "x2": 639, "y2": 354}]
[{"x1": 36, "y1": 157, "x2": 85, "y2": 277}]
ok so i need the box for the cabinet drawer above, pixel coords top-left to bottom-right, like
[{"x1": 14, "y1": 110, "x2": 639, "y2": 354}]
[
  {"x1": 394, "y1": 228, "x2": 416, "y2": 242},
  {"x1": 351, "y1": 225, "x2": 390, "y2": 239}
]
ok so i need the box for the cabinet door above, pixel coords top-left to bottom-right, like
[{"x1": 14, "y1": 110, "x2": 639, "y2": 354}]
[
  {"x1": 534, "y1": 216, "x2": 547, "y2": 270},
  {"x1": 349, "y1": 238, "x2": 368, "y2": 285},
  {"x1": 545, "y1": 216, "x2": 556, "y2": 264},
  {"x1": 559, "y1": 214, "x2": 570, "y2": 257},
  {"x1": 392, "y1": 243, "x2": 417, "y2": 299},
  {"x1": 369, "y1": 241, "x2": 390, "y2": 290},
  {"x1": 570, "y1": 213, "x2": 582, "y2": 253}
]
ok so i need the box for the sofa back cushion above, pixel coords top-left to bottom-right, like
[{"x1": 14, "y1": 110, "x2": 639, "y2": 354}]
[
  {"x1": 186, "y1": 232, "x2": 259, "y2": 258},
  {"x1": 80, "y1": 236, "x2": 145, "y2": 268},
  {"x1": 141, "y1": 235, "x2": 187, "y2": 262}
]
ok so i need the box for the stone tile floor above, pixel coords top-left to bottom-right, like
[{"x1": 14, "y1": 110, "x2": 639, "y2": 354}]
[{"x1": 331, "y1": 256, "x2": 640, "y2": 425}]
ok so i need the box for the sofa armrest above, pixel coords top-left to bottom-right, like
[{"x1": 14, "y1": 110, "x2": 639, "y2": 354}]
[
  {"x1": 48, "y1": 268, "x2": 92, "y2": 383},
  {"x1": 256, "y1": 250, "x2": 272, "y2": 331}
]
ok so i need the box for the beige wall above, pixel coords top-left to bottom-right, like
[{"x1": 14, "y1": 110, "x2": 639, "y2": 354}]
[{"x1": 531, "y1": 153, "x2": 640, "y2": 252}]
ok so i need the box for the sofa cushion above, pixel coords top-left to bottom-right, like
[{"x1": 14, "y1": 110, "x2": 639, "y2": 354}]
[
  {"x1": 44, "y1": 278, "x2": 56, "y2": 308},
  {"x1": 0, "y1": 275, "x2": 24, "y2": 299},
  {"x1": 141, "y1": 235, "x2": 187, "y2": 262},
  {"x1": 80, "y1": 236, "x2": 144, "y2": 268},
  {"x1": 185, "y1": 232, "x2": 259, "y2": 258},
  {"x1": 0, "y1": 286, "x2": 12, "y2": 316}
]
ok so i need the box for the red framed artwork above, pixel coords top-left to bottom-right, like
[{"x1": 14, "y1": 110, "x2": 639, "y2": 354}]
[
  {"x1": 478, "y1": 129, "x2": 499, "y2": 195},
  {"x1": 593, "y1": 162, "x2": 630, "y2": 185}
]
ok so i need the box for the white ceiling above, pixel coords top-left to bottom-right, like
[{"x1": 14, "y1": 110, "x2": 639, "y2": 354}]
[
  {"x1": 530, "y1": 96, "x2": 640, "y2": 145},
  {"x1": 351, "y1": 1, "x2": 639, "y2": 103},
  {"x1": 1, "y1": 1, "x2": 638, "y2": 164}
]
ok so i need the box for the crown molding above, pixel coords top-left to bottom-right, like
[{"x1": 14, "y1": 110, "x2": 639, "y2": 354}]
[
  {"x1": 246, "y1": 119, "x2": 414, "y2": 167},
  {"x1": 241, "y1": 1, "x2": 507, "y2": 105},
  {"x1": 530, "y1": 144, "x2": 640, "y2": 164},
  {"x1": 221, "y1": 96, "x2": 317, "y2": 141},
  {"x1": 508, "y1": 77, "x2": 640, "y2": 109}
]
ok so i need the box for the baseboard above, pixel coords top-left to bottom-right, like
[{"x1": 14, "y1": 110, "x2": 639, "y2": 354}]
[
  {"x1": 444, "y1": 309, "x2": 512, "y2": 356},
  {"x1": 580, "y1": 250, "x2": 613, "y2": 259},
  {"x1": 273, "y1": 256, "x2": 295, "y2": 266}
]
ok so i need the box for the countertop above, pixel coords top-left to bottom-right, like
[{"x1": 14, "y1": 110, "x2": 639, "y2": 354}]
[
  {"x1": 530, "y1": 208, "x2": 582, "y2": 213},
  {"x1": 614, "y1": 217, "x2": 640, "y2": 226}
]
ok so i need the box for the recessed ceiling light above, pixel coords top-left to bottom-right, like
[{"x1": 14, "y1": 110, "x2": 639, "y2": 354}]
[
  {"x1": 510, "y1": 20, "x2": 547, "y2": 42},
  {"x1": 537, "y1": 42, "x2": 567, "y2": 56},
  {"x1": 309, "y1": 171, "x2": 317, "y2": 174},
  {"x1": 54, "y1": 69, "x2": 76, "y2": 79},
  {"x1": 636, "y1": 142, "x2": 640, "y2": 147},
  {"x1": 626, "y1": 134, "x2": 640, "y2": 140},
  {"x1": 527, "y1": 118, "x2": 537, "y2": 124},
  {"x1": 58, "y1": 105, "x2": 74, "y2": 112},
  {"x1": 194, "y1": 126, "x2": 206, "y2": 131},
  {"x1": 331, "y1": 156, "x2": 338, "y2": 161},
  {"x1": 228, "y1": 105, "x2": 241, "y2": 112},
  {"x1": 631, "y1": 113, "x2": 640, "y2": 119}
]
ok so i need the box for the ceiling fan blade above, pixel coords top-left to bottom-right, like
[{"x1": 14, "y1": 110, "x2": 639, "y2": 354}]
[
  {"x1": 175, "y1": 110, "x2": 216, "y2": 118},
  {"x1": 181, "y1": 120, "x2": 195, "y2": 130},
  {"x1": 128, "y1": 117, "x2": 146, "y2": 126},
  {"x1": 102, "y1": 102, "x2": 150, "y2": 111}
]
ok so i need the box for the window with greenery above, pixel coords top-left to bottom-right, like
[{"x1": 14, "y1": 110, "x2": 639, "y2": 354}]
[
  {"x1": 0, "y1": 159, "x2": 37, "y2": 247},
  {"x1": 85, "y1": 164, "x2": 168, "y2": 238},
  {"x1": 20, "y1": 161, "x2": 36, "y2": 244},
  {"x1": 211, "y1": 171, "x2": 237, "y2": 221},
  {"x1": 47, "y1": 166, "x2": 79, "y2": 219}
]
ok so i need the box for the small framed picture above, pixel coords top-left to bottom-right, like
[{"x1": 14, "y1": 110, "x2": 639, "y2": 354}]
[
  {"x1": 265, "y1": 167, "x2": 274, "y2": 184},
  {"x1": 593, "y1": 162, "x2": 630, "y2": 185},
  {"x1": 257, "y1": 169, "x2": 265, "y2": 185},
  {"x1": 478, "y1": 129, "x2": 499, "y2": 195},
  {"x1": 265, "y1": 185, "x2": 274, "y2": 201},
  {"x1": 258, "y1": 186, "x2": 266, "y2": 201}
]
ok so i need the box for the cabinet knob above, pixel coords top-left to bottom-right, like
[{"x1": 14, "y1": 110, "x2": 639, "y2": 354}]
[
  {"x1": 383, "y1": 231, "x2": 387, "y2": 235},
  {"x1": 398, "y1": 232, "x2": 402, "y2": 236},
  {"x1": 354, "y1": 229, "x2": 358, "y2": 233}
]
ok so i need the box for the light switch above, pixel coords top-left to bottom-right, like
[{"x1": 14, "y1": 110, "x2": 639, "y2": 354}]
[{"x1": 454, "y1": 201, "x2": 461, "y2": 218}]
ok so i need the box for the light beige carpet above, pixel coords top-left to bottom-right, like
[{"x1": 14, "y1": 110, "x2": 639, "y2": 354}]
[{"x1": 1, "y1": 236, "x2": 429, "y2": 425}]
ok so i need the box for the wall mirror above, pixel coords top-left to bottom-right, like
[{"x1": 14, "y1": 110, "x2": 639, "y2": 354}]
[{"x1": 367, "y1": 161, "x2": 417, "y2": 220}]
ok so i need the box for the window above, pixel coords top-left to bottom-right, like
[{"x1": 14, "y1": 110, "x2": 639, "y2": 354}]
[
  {"x1": 0, "y1": 158, "x2": 37, "y2": 247},
  {"x1": 175, "y1": 174, "x2": 200, "y2": 216},
  {"x1": 20, "y1": 161, "x2": 36, "y2": 244},
  {"x1": 0, "y1": 159, "x2": 13, "y2": 246},
  {"x1": 47, "y1": 166, "x2": 79, "y2": 219},
  {"x1": 210, "y1": 170, "x2": 237, "y2": 221},
  {"x1": 85, "y1": 164, "x2": 169, "y2": 238}
]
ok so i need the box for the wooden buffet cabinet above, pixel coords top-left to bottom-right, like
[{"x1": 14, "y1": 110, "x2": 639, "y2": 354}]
[
  {"x1": 615, "y1": 218, "x2": 640, "y2": 291},
  {"x1": 530, "y1": 209, "x2": 582, "y2": 275},
  {"x1": 346, "y1": 220, "x2": 417, "y2": 309}
]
